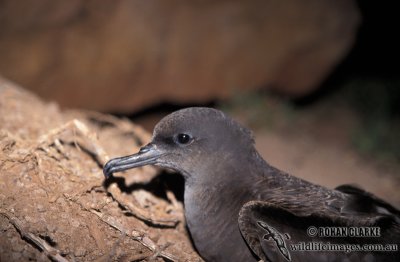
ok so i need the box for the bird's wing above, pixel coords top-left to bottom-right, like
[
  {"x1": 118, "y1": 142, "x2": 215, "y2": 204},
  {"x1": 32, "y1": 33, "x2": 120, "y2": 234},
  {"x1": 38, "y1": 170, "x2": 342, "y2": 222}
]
[
  {"x1": 238, "y1": 199, "x2": 400, "y2": 262},
  {"x1": 335, "y1": 184, "x2": 400, "y2": 218}
]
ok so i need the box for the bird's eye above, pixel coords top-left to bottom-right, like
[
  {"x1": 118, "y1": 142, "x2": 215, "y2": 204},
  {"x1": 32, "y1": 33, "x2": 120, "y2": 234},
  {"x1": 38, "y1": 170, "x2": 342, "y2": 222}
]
[{"x1": 176, "y1": 133, "x2": 192, "y2": 145}]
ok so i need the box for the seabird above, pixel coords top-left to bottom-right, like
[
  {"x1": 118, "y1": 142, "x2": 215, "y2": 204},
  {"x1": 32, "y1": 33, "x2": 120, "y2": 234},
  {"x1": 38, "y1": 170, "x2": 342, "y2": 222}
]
[{"x1": 104, "y1": 107, "x2": 400, "y2": 262}]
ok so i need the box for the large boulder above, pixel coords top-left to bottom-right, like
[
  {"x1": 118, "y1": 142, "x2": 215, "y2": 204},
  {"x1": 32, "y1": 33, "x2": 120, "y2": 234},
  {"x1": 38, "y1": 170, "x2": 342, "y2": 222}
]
[{"x1": 0, "y1": 0, "x2": 360, "y2": 112}]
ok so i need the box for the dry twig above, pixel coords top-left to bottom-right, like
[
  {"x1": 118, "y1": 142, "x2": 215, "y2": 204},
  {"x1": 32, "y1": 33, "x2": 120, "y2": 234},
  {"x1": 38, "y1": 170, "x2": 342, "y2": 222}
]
[
  {"x1": 35, "y1": 119, "x2": 109, "y2": 167},
  {"x1": 0, "y1": 210, "x2": 69, "y2": 262},
  {"x1": 90, "y1": 209, "x2": 177, "y2": 262},
  {"x1": 108, "y1": 184, "x2": 180, "y2": 228}
]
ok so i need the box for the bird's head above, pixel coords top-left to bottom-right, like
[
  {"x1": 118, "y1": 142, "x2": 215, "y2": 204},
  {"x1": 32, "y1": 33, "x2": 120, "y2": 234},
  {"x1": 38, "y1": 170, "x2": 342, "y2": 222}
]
[{"x1": 103, "y1": 107, "x2": 256, "y2": 184}]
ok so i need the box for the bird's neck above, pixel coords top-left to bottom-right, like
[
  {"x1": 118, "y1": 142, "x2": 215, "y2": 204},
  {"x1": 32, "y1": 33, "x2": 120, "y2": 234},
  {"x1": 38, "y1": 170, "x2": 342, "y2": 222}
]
[{"x1": 183, "y1": 148, "x2": 264, "y2": 224}]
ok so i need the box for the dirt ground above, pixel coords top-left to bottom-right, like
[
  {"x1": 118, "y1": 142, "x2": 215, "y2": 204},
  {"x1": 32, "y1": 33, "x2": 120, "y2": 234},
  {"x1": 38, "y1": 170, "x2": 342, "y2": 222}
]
[{"x1": 0, "y1": 79, "x2": 201, "y2": 262}]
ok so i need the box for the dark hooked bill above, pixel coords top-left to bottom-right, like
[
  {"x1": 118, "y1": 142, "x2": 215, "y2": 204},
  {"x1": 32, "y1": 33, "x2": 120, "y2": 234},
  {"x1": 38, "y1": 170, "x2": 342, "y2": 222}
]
[{"x1": 103, "y1": 143, "x2": 161, "y2": 178}]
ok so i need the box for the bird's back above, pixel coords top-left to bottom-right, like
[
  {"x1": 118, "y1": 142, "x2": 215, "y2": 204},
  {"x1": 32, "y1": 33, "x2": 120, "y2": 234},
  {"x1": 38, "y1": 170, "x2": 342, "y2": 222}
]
[{"x1": 239, "y1": 163, "x2": 400, "y2": 261}]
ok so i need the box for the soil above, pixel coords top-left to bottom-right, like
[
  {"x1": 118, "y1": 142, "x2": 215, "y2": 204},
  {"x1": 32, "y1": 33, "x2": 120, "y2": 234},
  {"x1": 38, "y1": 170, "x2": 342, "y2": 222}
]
[{"x1": 0, "y1": 79, "x2": 201, "y2": 262}]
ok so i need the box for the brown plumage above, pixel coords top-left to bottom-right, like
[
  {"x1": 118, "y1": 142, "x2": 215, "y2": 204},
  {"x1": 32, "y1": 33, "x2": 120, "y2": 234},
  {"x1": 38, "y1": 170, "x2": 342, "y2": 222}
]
[{"x1": 104, "y1": 107, "x2": 400, "y2": 262}]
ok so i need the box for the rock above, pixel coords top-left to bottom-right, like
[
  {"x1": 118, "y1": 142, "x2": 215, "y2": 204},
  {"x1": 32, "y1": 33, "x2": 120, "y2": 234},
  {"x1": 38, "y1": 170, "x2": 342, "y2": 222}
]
[{"x1": 0, "y1": 0, "x2": 360, "y2": 112}]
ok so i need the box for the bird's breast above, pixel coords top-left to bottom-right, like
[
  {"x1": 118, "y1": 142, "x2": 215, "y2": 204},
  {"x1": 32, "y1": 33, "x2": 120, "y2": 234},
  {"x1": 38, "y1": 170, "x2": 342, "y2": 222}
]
[{"x1": 184, "y1": 184, "x2": 256, "y2": 261}]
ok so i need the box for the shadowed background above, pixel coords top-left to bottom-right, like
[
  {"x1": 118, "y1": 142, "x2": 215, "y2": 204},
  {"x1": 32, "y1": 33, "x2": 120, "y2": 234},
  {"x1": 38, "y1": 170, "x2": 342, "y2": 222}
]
[{"x1": 0, "y1": 0, "x2": 360, "y2": 111}]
